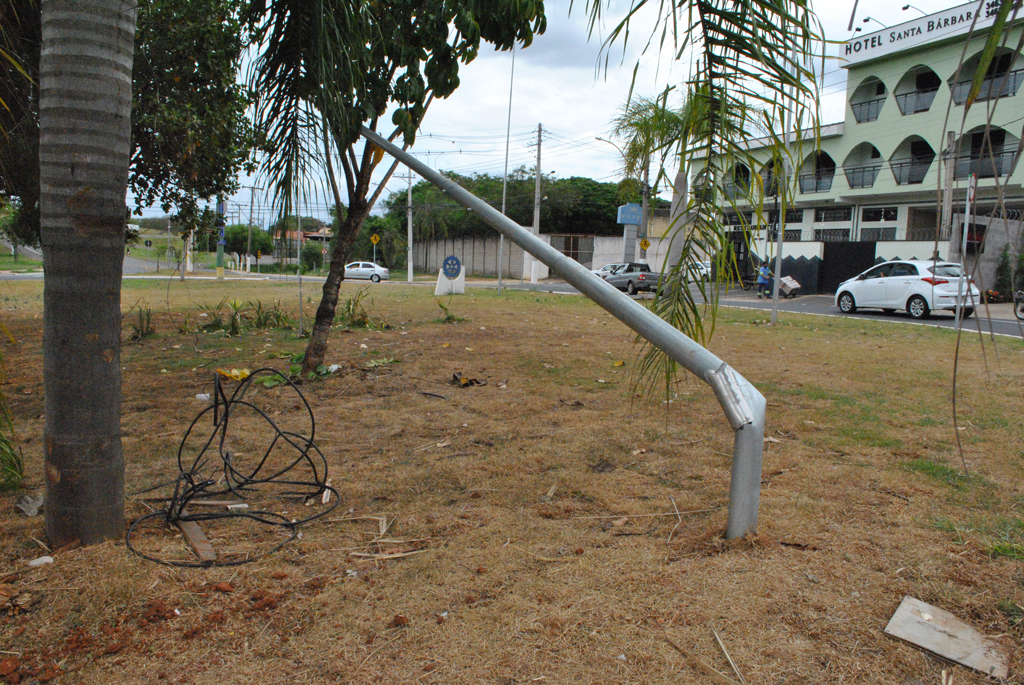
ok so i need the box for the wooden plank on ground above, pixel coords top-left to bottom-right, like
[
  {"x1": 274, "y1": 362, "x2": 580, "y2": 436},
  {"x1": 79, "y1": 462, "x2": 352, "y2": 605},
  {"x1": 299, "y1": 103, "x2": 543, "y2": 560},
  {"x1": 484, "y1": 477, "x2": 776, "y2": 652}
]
[
  {"x1": 884, "y1": 596, "x2": 1007, "y2": 679},
  {"x1": 176, "y1": 509, "x2": 217, "y2": 563}
]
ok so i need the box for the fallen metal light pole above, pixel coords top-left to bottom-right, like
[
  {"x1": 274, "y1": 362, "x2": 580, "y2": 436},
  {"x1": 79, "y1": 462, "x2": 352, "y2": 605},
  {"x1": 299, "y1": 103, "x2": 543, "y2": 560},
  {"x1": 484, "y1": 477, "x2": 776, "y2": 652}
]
[{"x1": 362, "y1": 127, "x2": 767, "y2": 539}]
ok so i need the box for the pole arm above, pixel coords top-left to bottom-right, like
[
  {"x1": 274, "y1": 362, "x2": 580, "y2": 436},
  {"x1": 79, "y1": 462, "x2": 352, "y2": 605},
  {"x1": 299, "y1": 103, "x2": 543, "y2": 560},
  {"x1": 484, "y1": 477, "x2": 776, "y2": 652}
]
[{"x1": 361, "y1": 127, "x2": 766, "y2": 538}]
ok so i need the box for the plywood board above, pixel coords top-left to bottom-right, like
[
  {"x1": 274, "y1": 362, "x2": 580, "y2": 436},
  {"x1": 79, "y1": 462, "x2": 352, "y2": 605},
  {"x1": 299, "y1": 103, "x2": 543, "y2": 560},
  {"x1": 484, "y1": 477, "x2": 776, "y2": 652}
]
[
  {"x1": 176, "y1": 509, "x2": 217, "y2": 564},
  {"x1": 884, "y1": 596, "x2": 1007, "y2": 679}
]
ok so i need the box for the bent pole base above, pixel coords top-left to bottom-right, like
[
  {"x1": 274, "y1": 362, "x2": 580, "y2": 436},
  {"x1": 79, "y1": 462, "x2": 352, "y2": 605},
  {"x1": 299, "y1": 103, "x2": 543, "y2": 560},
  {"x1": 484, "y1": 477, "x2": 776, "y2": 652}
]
[{"x1": 361, "y1": 127, "x2": 766, "y2": 539}]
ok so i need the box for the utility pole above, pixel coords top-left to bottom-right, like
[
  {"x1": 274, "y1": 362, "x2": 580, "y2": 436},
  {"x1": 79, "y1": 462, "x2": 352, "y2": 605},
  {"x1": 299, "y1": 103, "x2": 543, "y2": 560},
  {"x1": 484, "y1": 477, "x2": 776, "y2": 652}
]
[
  {"x1": 407, "y1": 168, "x2": 414, "y2": 283},
  {"x1": 499, "y1": 46, "x2": 516, "y2": 293},
  {"x1": 770, "y1": 48, "x2": 798, "y2": 325},
  {"x1": 529, "y1": 122, "x2": 542, "y2": 284},
  {"x1": 941, "y1": 131, "x2": 957, "y2": 260},
  {"x1": 244, "y1": 185, "x2": 262, "y2": 273}
]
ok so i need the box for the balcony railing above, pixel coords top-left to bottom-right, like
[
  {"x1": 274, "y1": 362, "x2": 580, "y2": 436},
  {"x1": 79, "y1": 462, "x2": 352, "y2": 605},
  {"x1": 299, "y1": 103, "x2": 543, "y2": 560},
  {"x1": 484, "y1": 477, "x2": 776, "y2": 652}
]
[
  {"x1": 798, "y1": 172, "x2": 834, "y2": 194},
  {"x1": 951, "y1": 68, "x2": 1024, "y2": 105},
  {"x1": 860, "y1": 227, "x2": 897, "y2": 241},
  {"x1": 895, "y1": 87, "x2": 938, "y2": 114},
  {"x1": 843, "y1": 163, "x2": 881, "y2": 189},
  {"x1": 889, "y1": 157, "x2": 933, "y2": 185},
  {"x1": 850, "y1": 97, "x2": 885, "y2": 123},
  {"x1": 954, "y1": 149, "x2": 1018, "y2": 179},
  {"x1": 722, "y1": 182, "x2": 750, "y2": 200}
]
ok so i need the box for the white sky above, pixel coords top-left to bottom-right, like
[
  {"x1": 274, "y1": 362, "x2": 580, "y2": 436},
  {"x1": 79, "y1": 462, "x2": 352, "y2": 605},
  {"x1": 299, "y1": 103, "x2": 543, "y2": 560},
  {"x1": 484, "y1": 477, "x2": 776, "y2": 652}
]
[{"x1": 164, "y1": 0, "x2": 972, "y2": 227}]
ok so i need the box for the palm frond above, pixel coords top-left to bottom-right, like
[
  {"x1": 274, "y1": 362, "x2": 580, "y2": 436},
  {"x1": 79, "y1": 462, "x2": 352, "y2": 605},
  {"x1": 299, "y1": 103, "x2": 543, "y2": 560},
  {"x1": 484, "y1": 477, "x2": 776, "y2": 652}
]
[{"x1": 587, "y1": 0, "x2": 822, "y2": 396}]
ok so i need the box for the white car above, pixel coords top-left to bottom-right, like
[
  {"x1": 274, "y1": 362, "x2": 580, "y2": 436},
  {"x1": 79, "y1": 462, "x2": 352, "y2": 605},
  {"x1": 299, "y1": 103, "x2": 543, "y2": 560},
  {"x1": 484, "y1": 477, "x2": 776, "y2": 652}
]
[
  {"x1": 344, "y1": 261, "x2": 389, "y2": 282},
  {"x1": 834, "y1": 260, "x2": 980, "y2": 319},
  {"x1": 591, "y1": 263, "x2": 626, "y2": 279}
]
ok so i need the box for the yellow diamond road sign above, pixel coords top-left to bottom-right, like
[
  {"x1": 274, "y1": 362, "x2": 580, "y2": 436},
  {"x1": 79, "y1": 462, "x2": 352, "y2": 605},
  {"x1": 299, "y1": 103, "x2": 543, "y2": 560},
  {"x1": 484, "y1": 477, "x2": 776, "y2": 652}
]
[
  {"x1": 370, "y1": 233, "x2": 381, "y2": 245},
  {"x1": 639, "y1": 238, "x2": 651, "y2": 251}
]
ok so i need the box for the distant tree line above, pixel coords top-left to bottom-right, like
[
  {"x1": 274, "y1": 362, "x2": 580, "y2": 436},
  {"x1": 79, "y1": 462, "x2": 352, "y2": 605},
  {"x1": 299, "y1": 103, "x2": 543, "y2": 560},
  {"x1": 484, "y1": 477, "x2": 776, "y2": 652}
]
[{"x1": 380, "y1": 168, "x2": 666, "y2": 242}]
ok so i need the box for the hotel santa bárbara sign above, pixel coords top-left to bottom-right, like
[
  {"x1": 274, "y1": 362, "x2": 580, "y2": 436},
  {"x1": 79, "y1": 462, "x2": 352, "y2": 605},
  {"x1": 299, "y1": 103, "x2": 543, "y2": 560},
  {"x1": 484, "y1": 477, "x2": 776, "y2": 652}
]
[{"x1": 843, "y1": 0, "x2": 1011, "y2": 66}]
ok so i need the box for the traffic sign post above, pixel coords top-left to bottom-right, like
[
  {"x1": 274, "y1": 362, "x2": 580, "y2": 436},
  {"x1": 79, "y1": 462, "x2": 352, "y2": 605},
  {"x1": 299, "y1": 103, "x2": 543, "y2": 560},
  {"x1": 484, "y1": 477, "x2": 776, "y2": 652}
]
[{"x1": 371, "y1": 233, "x2": 380, "y2": 267}]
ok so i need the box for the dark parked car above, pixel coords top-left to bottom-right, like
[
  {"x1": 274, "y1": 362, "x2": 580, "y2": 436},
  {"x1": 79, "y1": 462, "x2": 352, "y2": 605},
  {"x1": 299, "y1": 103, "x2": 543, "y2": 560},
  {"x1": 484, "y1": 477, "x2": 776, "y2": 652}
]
[{"x1": 604, "y1": 262, "x2": 655, "y2": 295}]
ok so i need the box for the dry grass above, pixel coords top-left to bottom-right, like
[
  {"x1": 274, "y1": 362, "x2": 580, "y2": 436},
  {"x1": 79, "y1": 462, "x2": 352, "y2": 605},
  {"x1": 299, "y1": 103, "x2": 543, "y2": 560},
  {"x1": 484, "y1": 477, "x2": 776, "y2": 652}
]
[{"x1": 0, "y1": 277, "x2": 1023, "y2": 684}]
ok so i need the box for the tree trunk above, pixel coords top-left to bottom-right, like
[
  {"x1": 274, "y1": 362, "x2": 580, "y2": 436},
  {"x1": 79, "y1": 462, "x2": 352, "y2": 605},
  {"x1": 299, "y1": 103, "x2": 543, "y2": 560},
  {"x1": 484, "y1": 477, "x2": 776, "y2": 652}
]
[
  {"x1": 39, "y1": 0, "x2": 135, "y2": 546},
  {"x1": 302, "y1": 199, "x2": 372, "y2": 374}
]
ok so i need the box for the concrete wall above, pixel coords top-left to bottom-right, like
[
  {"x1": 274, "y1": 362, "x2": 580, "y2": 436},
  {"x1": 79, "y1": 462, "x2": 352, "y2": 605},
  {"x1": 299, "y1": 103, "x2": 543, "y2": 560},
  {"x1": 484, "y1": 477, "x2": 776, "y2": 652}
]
[
  {"x1": 414, "y1": 235, "x2": 547, "y2": 279},
  {"x1": 951, "y1": 215, "x2": 1024, "y2": 292}
]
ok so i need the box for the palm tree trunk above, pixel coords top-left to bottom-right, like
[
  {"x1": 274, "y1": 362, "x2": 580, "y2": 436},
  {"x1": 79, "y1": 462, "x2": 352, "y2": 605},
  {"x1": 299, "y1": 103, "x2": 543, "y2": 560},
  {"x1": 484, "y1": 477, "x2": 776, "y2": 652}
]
[{"x1": 39, "y1": 0, "x2": 135, "y2": 546}]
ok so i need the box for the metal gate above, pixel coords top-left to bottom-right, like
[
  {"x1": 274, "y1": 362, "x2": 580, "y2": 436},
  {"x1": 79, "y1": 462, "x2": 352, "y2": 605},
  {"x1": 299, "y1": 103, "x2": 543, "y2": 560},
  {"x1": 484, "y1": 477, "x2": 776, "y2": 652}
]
[{"x1": 819, "y1": 241, "x2": 876, "y2": 294}]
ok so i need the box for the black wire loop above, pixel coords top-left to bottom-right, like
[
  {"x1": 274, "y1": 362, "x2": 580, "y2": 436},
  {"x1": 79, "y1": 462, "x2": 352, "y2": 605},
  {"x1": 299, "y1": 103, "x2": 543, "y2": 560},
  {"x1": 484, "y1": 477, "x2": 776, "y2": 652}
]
[{"x1": 126, "y1": 368, "x2": 340, "y2": 567}]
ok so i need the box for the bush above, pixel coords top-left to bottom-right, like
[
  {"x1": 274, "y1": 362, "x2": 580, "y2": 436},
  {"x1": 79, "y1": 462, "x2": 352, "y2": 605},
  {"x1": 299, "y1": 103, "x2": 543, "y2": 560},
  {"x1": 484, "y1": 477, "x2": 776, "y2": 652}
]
[
  {"x1": 995, "y1": 245, "x2": 1013, "y2": 297},
  {"x1": 301, "y1": 241, "x2": 327, "y2": 272}
]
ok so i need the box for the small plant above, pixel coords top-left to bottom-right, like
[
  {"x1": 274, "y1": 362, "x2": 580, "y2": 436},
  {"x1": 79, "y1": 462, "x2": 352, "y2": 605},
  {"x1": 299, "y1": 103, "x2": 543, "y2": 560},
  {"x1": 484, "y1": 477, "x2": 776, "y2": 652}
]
[
  {"x1": 198, "y1": 297, "x2": 228, "y2": 330},
  {"x1": 177, "y1": 312, "x2": 195, "y2": 334},
  {"x1": 249, "y1": 299, "x2": 292, "y2": 329},
  {"x1": 227, "y1": 299, "x2": 247, "y2": 336},
  {"x1": 337, "y1": 287, "x2": 372, "y2": 328},
  {"x1": 127, "y1": 302, "x2": 156, "y2": 341},
  {"x1": 436, "y1": 297, "x2": 464, "y2": 324}
]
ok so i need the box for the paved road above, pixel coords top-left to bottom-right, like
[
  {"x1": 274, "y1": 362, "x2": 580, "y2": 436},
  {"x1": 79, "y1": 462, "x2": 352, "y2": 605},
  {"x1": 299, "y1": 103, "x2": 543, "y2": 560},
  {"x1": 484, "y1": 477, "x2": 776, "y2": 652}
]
[{"x1": 476, "y1": 279, "x2": 1024, "y2": 338}]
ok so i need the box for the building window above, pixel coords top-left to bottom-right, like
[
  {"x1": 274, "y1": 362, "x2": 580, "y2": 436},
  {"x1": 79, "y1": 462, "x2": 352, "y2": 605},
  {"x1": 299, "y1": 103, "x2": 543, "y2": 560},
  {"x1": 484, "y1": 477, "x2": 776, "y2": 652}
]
[
  {"x1": 890, "y1": 139, "x2": 935, "y2": 185},
  {"x1": 860, "y1": 227, "x2": 897, "y2": 241},
  {"x1": 951, "y1": 50, "x2": 1024, "y2": 105},
  {"x1": 862, "y1": 207, "x2": 898, "y2": 222},
  {"x1": 549, "y1": 234, "x2": 595, "y2": 268},
  {"x1": 724, "y1": 212, "x2": 751, "y2": 226},
  {"x1": 765, "y1": 209, "x2": 804, "y2": 224},
  {"x1": 814, "y1": 228, "x2": 851, "y2": 242},
  {"x1": 955, "y1": 128, "x2": 1016, "y2": 179},
  {"x1": 814, "y1": 207, "x2": 853, "y2": 222}
]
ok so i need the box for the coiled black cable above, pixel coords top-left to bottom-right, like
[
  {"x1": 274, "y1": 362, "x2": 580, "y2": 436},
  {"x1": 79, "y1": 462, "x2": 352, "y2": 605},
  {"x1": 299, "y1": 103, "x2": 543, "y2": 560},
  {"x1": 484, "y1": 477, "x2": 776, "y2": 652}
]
[{"x1": 126, "y1": 368, "x2": 340, "y2": 567}]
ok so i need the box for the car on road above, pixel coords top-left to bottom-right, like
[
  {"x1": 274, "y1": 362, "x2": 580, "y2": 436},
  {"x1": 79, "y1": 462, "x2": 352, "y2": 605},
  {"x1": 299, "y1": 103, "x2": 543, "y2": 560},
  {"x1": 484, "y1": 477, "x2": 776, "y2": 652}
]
[
  {"x1": 834, "y1": 260, "x2": 980, "y2": 319},
  {"x1": 591, "y1": 263, "x2": 626, "y2": 279},
  {"x1": 344, "y1": 261, "x2": 389, "y2": 282},
  {"x1": 604, "y1": 262, "x2": 655, "y2": 295}
]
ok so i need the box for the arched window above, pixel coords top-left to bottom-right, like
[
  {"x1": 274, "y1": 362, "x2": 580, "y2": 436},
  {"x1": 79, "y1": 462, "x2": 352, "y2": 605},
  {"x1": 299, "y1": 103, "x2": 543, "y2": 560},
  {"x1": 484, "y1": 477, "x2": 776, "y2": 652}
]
[
  {"x1": 949, "y1": 48, "x2": 1024, "y2": 105},
  {"x1": 723, "y1": 163, "x2": 751, "y2": 200},
  {"x1": 954, "y1": 126, "x2": 1020, "y2": 179},
  {"x1": 842, "y1": 143, "x2": 883, "y2": 188},
  {"x1": 894, "y1": 65, "x2": 941, "y2": 114},
  {"x1": 849, "y1": 76, "x2": 887, "y2": 123},
  {"x1": 889, "y1": 137, "x2": 935, "y2": 185},
  {"x1": 798, "y1": 152, "x2": 836, "y2": 193},
  {"x1": 759, "y1": 160, "x2": 782, "y2": 197}
]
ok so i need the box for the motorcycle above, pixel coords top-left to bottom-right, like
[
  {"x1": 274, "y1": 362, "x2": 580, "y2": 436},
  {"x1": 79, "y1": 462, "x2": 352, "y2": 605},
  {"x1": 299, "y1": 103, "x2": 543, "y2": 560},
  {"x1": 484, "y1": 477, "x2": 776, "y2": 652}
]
[{"x1": 1015, "y1": 290, "x2": 1024, "y2": 321}]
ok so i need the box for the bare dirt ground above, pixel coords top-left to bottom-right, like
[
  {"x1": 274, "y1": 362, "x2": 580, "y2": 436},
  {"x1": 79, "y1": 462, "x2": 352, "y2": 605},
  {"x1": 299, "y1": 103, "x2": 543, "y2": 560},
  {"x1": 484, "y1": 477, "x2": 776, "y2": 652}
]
[{"x1": 1, "y1": 278, "x2": 1023, "y2": 684}]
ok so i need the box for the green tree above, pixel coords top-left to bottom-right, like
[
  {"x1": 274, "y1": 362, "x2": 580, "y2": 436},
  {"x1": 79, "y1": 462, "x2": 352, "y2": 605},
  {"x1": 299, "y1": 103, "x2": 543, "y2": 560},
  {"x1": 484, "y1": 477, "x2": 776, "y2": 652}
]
[
  {"x1": 224, "y1": 223, "x2": 273, "y2": 256},
  {"x1": 130, "y1": 0, "x2": 259, "y2": 228},
  {"x1": 1, "y1": 0, "x2": 258, "y2": 244},
  {"x1": 0, "y1": 0, "x2": 40, "y2": 247},
  {"x1": 39, "y1": 0, "x2": 136, "y2": 546},
  {"x1": 246, "y1": 0, "x2": 546, "y2": 375},
  {"x1": 381, "y1": 170, "x2": 631, "y2": 240},
  {"x1": 300, "y1": 240, "x2": 327, "y2": 272}
]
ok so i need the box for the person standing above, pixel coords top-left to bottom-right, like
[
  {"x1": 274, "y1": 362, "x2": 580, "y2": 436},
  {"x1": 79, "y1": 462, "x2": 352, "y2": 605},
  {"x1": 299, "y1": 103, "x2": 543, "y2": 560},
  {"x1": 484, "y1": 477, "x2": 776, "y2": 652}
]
[{"x1": 757, "y1": 263, "x2": 772, "y2": 299}]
